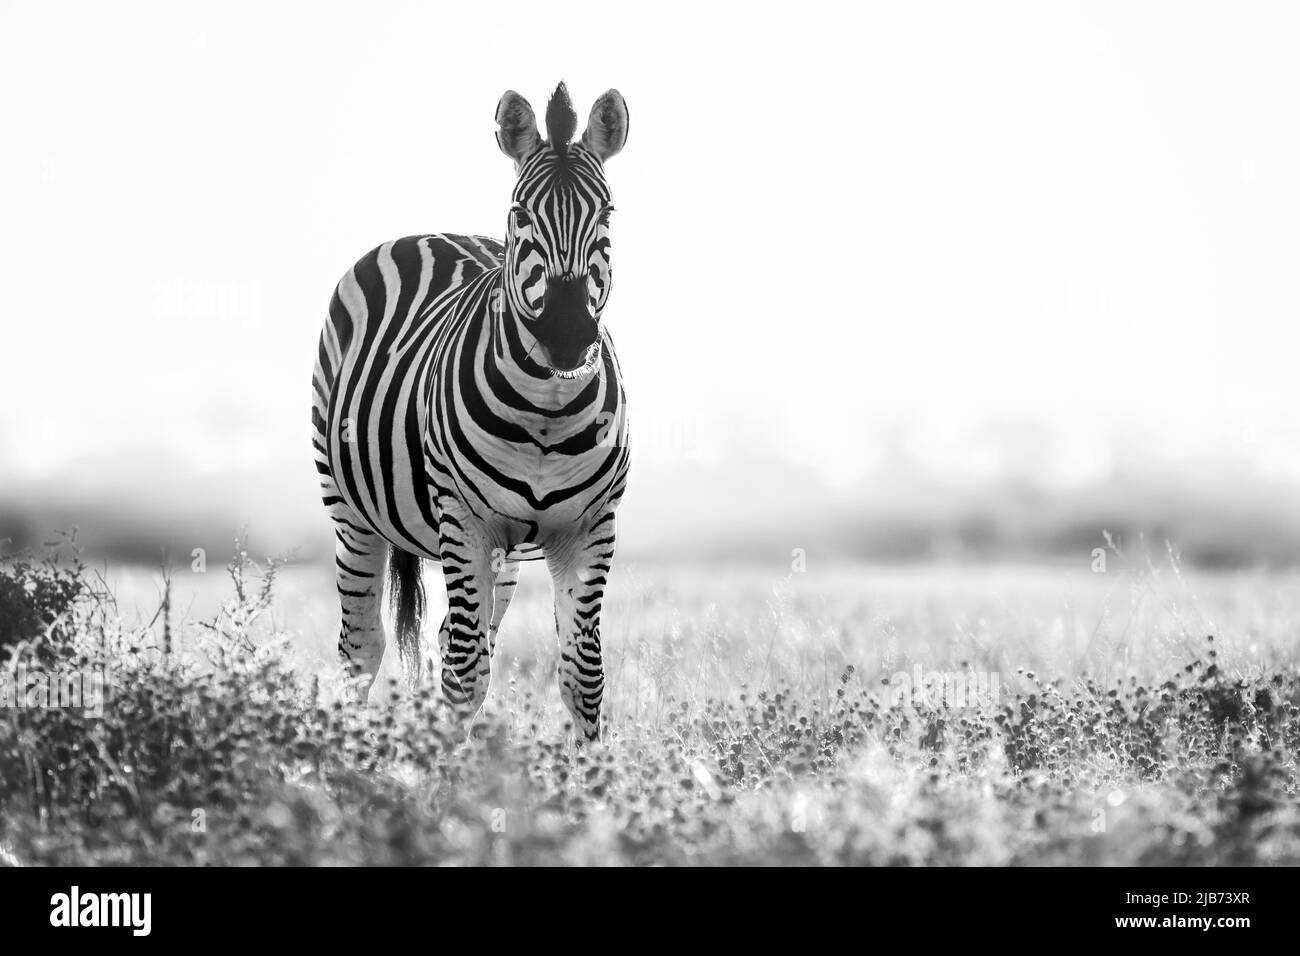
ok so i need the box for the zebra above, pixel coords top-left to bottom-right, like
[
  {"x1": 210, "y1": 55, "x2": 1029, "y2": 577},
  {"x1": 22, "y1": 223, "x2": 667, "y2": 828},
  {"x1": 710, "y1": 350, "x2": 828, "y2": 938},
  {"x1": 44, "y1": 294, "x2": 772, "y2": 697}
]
[{"x1": 310, "y1": 82, "x2": 630, "y2": 741}]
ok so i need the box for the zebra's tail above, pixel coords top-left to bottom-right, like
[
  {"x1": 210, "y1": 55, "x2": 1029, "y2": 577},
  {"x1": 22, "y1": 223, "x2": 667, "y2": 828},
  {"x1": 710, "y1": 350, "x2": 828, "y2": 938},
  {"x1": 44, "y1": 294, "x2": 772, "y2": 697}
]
[{"x1": 386, "y1": 546, "x2": 426, "y2": 688}]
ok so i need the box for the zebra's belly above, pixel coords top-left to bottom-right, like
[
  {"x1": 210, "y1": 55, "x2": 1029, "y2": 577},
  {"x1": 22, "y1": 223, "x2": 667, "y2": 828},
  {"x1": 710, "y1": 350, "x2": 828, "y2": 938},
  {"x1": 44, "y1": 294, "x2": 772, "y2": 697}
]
[{"x1": 328, "y1": 402, "x2": 623, "y2": 563}]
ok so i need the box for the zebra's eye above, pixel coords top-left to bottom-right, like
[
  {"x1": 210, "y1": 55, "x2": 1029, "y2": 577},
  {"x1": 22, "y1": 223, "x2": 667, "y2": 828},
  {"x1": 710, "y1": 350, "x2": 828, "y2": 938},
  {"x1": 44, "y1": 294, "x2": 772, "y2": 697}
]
[
  {"x1": 512, "y1": 206, "x2": 533, "y2": 229},
  {"x1": 598, "y1": 205, "x2": 615, "y2": 227}
]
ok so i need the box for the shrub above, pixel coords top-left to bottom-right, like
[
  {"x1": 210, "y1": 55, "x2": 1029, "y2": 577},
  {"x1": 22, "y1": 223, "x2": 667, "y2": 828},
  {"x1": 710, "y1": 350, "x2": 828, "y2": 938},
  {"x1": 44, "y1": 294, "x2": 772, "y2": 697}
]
[{"x1": 0, "y1": 531, "x2": 91, "y2": 662}]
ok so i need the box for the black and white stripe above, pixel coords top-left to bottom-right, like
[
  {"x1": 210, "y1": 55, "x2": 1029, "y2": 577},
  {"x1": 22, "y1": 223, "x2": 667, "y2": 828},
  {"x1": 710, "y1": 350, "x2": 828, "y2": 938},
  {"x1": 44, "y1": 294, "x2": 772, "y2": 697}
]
[{"x1": 311, "y1": 83, "x2": 630, "y2": 739}]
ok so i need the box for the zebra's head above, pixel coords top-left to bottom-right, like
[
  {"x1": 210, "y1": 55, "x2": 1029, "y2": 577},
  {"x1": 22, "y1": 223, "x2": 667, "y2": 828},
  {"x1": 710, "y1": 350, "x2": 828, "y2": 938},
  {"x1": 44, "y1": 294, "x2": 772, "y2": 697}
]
[{"x1": 495, "y1": 82, "x2": 628, "y2": 379}]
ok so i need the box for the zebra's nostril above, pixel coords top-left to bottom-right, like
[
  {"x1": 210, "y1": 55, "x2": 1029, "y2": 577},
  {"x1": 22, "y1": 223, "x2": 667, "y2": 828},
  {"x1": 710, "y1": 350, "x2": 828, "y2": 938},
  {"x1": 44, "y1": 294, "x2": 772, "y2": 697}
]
[
  {"x1": 545, "y1": 273, "x2": 583, "y2": 293},
  {"x1": 542, "y1": 275, "x2": 593, "y2": 315}
]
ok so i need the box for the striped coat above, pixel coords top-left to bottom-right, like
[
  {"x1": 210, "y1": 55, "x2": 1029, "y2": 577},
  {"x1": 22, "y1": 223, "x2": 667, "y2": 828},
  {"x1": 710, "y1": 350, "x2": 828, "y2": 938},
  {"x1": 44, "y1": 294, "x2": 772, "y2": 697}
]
[{"x1": 311, "y1": 84, "x2": 630, "y2": 739}]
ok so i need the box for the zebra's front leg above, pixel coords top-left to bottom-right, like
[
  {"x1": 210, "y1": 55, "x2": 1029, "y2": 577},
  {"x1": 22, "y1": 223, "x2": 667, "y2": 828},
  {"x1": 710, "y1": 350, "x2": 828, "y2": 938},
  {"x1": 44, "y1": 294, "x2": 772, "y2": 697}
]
[
  {"x1": 547, "y1": 511, "x2": 616, "y2": 742},
  {"x1": 434, "y1": 532, "x2": 502, "y2": 722},
  {"x1": 488, "y1": 556, "x2": 520, "y2": 650},
  {"x1": 437, "y1": 556, "x2": 519, "y2": 718}
]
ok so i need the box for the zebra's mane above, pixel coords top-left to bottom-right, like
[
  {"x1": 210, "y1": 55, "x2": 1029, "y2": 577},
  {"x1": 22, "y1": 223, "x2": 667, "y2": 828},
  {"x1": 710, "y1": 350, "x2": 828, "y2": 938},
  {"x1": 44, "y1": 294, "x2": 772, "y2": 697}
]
[{"x1": 545, "y1": 82, "x2": 578, "y2": 153}]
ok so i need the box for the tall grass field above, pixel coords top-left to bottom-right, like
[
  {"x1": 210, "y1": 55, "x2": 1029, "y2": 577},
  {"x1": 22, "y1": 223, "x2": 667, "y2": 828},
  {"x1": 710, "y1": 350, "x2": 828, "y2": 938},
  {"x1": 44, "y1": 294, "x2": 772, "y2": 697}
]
[{"x1": 1, "y1": 535, "x2": 1298, "y2": 865}]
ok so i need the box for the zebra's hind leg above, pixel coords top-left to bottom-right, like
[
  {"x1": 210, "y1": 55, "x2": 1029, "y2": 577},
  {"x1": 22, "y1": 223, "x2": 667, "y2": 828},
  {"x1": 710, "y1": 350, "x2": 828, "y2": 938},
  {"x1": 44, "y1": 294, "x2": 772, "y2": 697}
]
[
  {"x1": 329, "y1": 509, "x2": 388, "y2": 699},
  {"x1": 546, "y1": 509, "x2": 616, "y2": 742}
]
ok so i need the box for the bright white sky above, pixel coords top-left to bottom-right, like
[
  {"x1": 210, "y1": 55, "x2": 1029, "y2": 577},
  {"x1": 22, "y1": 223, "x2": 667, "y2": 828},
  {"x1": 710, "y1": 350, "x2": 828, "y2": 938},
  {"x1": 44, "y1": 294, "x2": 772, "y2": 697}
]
[{"x1": 3, "y1": 1, "x2": 1300, "y2": 511}]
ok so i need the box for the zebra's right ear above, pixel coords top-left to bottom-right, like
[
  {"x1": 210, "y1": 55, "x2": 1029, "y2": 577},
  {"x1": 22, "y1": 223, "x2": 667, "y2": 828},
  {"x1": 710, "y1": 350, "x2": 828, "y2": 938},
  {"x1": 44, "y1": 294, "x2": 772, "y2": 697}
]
[
  {"x1": 581, "y1": 90, "x2": 629, "y2": 161},
  {"x1": 495, "y1": 91, "x2": 542, "y2": 167}
]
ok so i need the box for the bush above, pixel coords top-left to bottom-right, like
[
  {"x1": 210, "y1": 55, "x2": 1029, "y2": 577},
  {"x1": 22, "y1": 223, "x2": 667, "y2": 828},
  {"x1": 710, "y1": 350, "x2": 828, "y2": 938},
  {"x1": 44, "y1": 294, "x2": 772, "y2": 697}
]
[{"x1": 0, "y1": 531, "x2": 90, "y2": 661}]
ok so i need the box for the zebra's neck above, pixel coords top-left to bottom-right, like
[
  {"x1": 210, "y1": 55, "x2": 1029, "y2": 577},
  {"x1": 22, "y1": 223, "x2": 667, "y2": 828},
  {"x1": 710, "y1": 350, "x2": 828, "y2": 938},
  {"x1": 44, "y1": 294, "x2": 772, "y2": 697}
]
[{"x1": 478, "y1": 274, "x2": 604, "y2": 413}]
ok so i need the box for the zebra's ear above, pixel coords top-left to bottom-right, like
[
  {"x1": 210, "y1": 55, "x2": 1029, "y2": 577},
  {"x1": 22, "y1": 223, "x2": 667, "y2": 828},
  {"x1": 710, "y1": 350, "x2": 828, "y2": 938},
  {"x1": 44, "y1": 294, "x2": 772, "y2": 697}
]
[
  {"x1": 495, "y1": 91, "x2": 542, "y2": 166},
  {"x1": 581, "y1": 90, "x2": 629, "y2": 162}
]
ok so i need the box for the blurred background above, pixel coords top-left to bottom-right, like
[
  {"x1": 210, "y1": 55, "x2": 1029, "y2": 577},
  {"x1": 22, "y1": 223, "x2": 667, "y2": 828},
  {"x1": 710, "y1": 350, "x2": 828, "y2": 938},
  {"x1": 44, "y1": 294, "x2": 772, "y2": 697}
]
[{"x1": 3, "y1": 0, "x2": 1300, "y2": 573}]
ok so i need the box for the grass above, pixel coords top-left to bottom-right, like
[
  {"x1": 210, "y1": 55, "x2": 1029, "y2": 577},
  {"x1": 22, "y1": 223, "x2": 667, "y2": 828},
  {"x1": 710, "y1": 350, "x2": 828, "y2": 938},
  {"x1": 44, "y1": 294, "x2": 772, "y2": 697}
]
[{"x1": 0, "y1": 535, "x2": 1298, "y2": 865}]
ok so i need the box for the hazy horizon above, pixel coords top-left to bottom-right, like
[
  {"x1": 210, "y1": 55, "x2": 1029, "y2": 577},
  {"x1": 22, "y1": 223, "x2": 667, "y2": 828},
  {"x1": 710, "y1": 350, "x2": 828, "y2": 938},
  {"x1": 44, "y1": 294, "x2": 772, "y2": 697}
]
[{"x1": 4, "y1": 0, "x2": 1300, "y2": 567}]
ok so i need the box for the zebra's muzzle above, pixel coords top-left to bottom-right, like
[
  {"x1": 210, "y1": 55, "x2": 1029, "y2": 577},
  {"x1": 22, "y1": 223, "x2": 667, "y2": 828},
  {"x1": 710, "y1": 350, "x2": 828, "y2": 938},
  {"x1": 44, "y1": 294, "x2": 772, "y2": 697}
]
[{"x1": 532, "y1": 276, "x2": 599, "y2": 372}]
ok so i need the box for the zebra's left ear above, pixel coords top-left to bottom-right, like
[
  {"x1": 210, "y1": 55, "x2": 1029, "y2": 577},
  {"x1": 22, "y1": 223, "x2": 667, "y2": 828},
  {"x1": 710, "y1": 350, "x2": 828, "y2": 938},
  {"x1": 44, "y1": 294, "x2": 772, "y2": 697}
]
[{"x1": 581, "y1": 90, "x2": 629, "y2": 162}]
